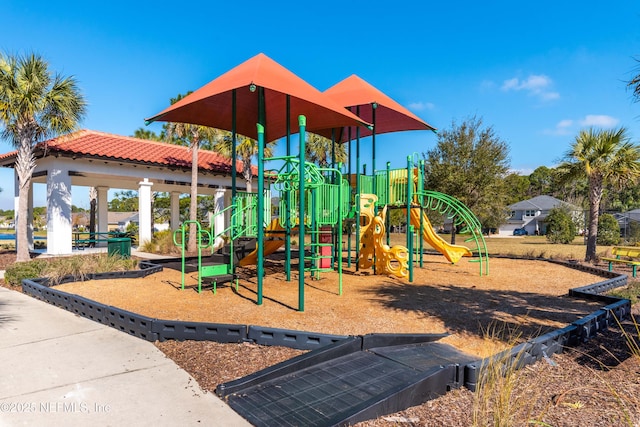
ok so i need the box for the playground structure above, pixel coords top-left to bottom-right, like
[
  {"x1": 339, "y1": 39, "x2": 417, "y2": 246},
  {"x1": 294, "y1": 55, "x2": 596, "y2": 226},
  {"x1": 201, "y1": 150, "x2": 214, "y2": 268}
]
[
  {"x1": 147, "y1": 53, "x2": 489, "y2": 312},
  {"x1": 173, "y1": 139, "x2": 489, "y2": 308}
]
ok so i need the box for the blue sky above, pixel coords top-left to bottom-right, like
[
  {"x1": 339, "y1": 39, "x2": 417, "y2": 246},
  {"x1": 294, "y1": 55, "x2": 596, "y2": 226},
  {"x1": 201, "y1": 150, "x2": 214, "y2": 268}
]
[{"x1": 3, "y1": 0, "x2": 640, "y2": 209}]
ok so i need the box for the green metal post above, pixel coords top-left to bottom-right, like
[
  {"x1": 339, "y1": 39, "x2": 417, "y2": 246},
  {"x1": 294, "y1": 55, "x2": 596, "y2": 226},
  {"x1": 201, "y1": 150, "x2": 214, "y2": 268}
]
[
  {"x1": 311, "y1": 186, "x2": 317, "y2": 280},
  {"x1": 372, "y1": 102, "x2": 377, "y2": 205},
  {"x1": 386, "y1": 161, "x2": 391, "y2": 246},
  {"x1": 337, "y1": 164, "x2": 343, "y2": 295},
  {"x1": 347, "y1": 127, "x2": 352, "y2": 268},
  {"x1": 406, "y1": 156, "x2": 412, "y2": 259},
  {"x1": 298, "y1": 115, "x2": 306, "y2": 312},
  {"x1": 231, "y1": 89, "x2": 237, "y2": 200},
  {"x1": 256, "y1": 86, "x2": 266, "y2": 306},
  {"x1": 285, "y1": 95, "x2": 292, "y2": 282},
  {"x1": 418, "y1": 160, "x2": 424, "y2": 268},
  {"x1": 331, "y1": 129, "x2": 336, "y2": 268},
  {"x1": 231, "y1": 90, "x2": 237, "y2": 277},
  {"x1": 355, "y1": 106, "x2": 361, "y2": 272},
  {"x1": 408, "y1": 225, "x2": 414, "y2": 282}
]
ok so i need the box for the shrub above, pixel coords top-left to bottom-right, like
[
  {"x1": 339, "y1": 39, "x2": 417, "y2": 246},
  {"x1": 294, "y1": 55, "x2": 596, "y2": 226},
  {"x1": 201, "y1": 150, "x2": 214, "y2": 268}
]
[
  {"x1": 597, "y1": 213, "x2": 621, "y2": 246},
  {"x1": 139, "y1": 230, "x2": 181, "y2": 255},
  {"x1": 609, "y1": 280, "x2": 640, "y2": 304},
  {"x1": 545, "y1": 207, "x2": 575, "y2": 244},
  {"x1": 4, "y1": 254, "x2": 138, "y2": 286},
  {"x1": 4, "y1": 259, "x2": 49, "y2": 286}
]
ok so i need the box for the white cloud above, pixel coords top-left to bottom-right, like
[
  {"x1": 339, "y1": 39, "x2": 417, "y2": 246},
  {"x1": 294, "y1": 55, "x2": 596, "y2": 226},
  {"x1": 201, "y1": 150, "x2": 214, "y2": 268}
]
[
  {"x1": 408, "y1": 101, "x2": 435, "y2": 111},
  {"x1": 557, "y1": 119, "x2": 573, "y2": 129},
  {"x1": 501, "y1": 74, "x2": 559, "y2": 101},
  {"x1": 579, "y1": 114, "x2": 619, "y2": 128},
  {"x1": 543, "y1": 115, "x2": 620, "y2": 136},
  {"x1": 508, "y1": 167, "x2": 535, "y2": 176},
  {"x1": 542, "y1": 119, "x2": 574, "y2": 136}
]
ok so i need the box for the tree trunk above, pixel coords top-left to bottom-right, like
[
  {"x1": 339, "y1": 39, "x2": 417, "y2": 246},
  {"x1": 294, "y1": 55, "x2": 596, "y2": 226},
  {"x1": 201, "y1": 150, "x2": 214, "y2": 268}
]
[
  {"x1": 188, "y1": 142, "x2": 198, "y2": 253},
  {"x1": 450, "y1": 221, "x2": 456, "y2": 245},
  {"x1": 15, "y1": 136, "x2": 36, "y2": 263},
  {"x1": 585, "y1": 175, "x2": 603, "y2": 262},
  {"x1": 16, "y1": 177, "x2": 31, "y2": 262},
  {"x1": 243, "y1": 159, "x2": 253, "y2": 193}
]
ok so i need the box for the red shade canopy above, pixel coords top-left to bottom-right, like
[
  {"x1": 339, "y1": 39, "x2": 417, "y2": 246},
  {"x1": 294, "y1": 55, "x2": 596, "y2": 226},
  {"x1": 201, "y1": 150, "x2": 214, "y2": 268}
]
[
  {"x1": 319, "y1": 74, "x2": 436, "y2": 142},
  {"x1": 145, "y1": 53, "x2": 371, "y2": 142}
]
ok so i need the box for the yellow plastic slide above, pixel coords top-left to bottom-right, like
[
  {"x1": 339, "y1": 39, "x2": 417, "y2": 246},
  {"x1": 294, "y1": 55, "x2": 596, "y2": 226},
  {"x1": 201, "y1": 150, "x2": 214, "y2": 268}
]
[
  {"x1": 238, "y1": 219, "x2": 286, "y2": 266},
  {"x1": 406, "y1": 208, "x2": 472, "y2": 264},
  {"x1": 359, "y1": 194, "x2": 409, "y2": 278}
]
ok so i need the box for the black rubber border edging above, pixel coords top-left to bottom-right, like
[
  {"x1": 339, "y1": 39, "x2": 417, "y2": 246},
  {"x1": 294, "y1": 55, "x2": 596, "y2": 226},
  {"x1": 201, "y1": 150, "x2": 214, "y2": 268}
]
[
  {"x1": 20, "y1": 257, "x2": 634, "y2": 395},
  {"x1": 463, "y1": 258, "x2": 632, "y2": 391},
  {"x1": 20, "y1": 261, "x2": 348, "y2": 350}
]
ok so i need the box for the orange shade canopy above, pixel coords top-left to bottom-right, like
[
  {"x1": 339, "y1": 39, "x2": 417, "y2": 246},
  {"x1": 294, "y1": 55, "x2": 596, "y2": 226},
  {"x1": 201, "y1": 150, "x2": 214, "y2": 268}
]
[
  {"x1": 145, "y1": 53, "x2": 371, "y2": 142},
  {"x1": 319, "y1": 74, "x2": 436, "y2": 142}
]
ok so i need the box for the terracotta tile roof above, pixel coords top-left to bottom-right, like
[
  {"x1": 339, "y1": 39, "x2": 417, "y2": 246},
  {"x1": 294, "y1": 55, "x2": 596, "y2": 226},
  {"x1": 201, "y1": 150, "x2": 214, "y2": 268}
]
[{"x1": 0, "y1": 129, "x2": 254, "y2": 175}]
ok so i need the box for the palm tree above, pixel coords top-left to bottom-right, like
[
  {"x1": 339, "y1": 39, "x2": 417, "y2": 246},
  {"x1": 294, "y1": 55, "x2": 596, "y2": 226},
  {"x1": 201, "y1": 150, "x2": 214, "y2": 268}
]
[
  {"x1": 132, "y1": 127, "x2": 164, "y2": 141},
  {"x1": 165, "y1": 94, "x2": 224, "y2": 253},
  {"x1": 628, "y1": 58, "x2": 640, "y2": 101},
  {"x1": 0, "y1": 53, "x2": 86, "y2": 262},
  {"x1": 213, "y1": 135, "x2": 276, "y2": 193},
  {"x1": 557, "y1": 127, "x2": 640, "y2": 261},
  {"x1": 305, "y1": 133, "x2": 347, "y2": 167}
]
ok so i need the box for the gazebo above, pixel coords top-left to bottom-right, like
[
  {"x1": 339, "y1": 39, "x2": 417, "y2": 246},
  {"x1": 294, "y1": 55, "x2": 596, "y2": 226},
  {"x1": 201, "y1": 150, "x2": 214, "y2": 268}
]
[{"x1": 0, "y1": 129, "x2": 250, "y2": 255}]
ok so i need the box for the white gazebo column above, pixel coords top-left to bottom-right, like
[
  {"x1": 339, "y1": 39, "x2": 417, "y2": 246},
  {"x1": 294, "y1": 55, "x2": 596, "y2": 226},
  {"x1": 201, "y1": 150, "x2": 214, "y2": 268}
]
[
  {"x1": 213, "y1": 187, "x2": 226, "y2": 250},
  {"x1": 170, "y1": 191, "x2": 181, "y2": 231},
  {"x1": 96, "y1": 186, "x2": 109, "y2": 246},
  {"x1": 46, "y1": 167, "x2": 72, "y2": 255},
  {"x1": 224, "y1": 188, "x2": 232, "y2": 235},
  {"x1": 138, "y1": 178, "x2": 153, "y2": 246}
]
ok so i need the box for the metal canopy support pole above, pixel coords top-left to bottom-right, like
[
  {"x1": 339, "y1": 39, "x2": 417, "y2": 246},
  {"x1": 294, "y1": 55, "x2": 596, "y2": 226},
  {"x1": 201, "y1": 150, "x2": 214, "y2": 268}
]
[
  {"x1": 285, "y1": 95, "x2": 292, "y2": 282},
  {"x1": 256, "y1": 86, "x2": 266, "y2": 305},
  {"x1": 298, "y1": 115, "x2": 307, "y2": 312},
  {"x1": 372, "y1": 102, "x2": 377, "y2": 207},
  {"x1": 386, "y1": 161, "x2": 391, "y2": 246},
  {"x1": 347, "y1": 127, "x2": 352, "y2": 268},
  {"x1": 231, "y1": 89, "x2": 237, "y2": 200},
  {"x1": 331, "y1": 129, "x2": 337, "y2": 269},
  {"x1": 231, "y1": 89, "x2": 237, "y2": 277},
  {"x1": 406, "y1": 155, "x2": 412, "y2": 275},
  {"x1": 418, "y1": 159, "x2": 424, "y2": 268},
  {"x1": 355, "y1": 106, "x2": 361, "y2": 272}
]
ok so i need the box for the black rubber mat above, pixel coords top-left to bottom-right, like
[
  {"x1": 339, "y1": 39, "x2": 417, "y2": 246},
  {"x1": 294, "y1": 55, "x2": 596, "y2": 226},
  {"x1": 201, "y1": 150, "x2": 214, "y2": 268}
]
[
  {"x1": 225, "y1": 341, "x2": 474, "y2": 426},
  {"x1": 371, "y1": 341, "x2": 476, "y2": 371}
]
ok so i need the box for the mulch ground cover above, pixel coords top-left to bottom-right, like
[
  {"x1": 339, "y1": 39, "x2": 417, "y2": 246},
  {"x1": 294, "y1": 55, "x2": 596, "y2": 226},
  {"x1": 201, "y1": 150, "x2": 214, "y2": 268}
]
[{"x1": 3, "y1": 249, "x2": 639, "y2": 425}]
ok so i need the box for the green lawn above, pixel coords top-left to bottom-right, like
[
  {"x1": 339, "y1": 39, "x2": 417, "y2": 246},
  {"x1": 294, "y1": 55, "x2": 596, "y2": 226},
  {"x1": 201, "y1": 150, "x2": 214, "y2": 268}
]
[{"x1": 385, "y1": 233, "x2": 613, "y2": 260}]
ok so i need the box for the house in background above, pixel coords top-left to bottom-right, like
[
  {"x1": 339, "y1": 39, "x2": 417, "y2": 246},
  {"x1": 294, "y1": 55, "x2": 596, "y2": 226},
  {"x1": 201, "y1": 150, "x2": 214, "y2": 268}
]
[
  {"x1": 499, "y1": 195, "x2": 584, "y2": 236},
  {"x1": 108, "y1": 212, "x2": 138, "y2": 232},
  {"x1": 615, "y1": 209, "x2": 640, "y2": 241},
  {"x1": 108, "y1": 211, "x2": 170, "y2": 233}
]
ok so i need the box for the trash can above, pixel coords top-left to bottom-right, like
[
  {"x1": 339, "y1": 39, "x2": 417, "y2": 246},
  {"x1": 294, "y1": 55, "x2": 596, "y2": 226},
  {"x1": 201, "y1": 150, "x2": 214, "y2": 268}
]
[{"x1": 107, "y1": 237, "x2": 131, "y2": 258}]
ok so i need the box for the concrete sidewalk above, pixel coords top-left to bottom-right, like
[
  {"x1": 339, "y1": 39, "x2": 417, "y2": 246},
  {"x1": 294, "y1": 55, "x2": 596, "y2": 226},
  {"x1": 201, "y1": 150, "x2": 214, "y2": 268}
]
[{"x1": 0, "y1": 287, "x2": 251, "y2": 427}]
